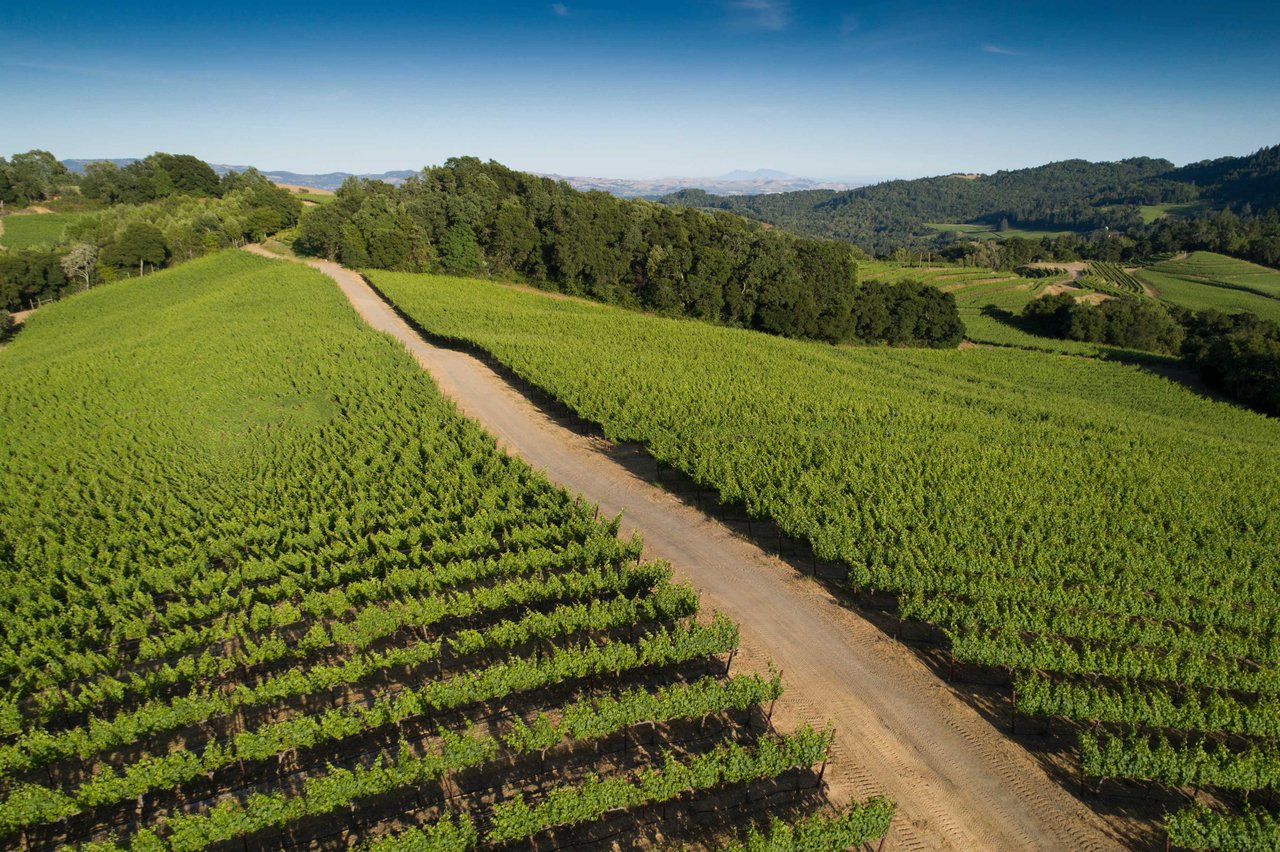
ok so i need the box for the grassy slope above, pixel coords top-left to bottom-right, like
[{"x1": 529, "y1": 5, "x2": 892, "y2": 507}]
[
  {"x1": 858, "y1": 261, "x2": 1114, "y2": 355},
  {"x1": 0, "y1": 212, "x2": 83, "y2": 250},
  {"x1": 371, "y1": 270, "x2": 1280, "y2": 599},
  {"x1": 1137, "y1": 202, "x2": 1208, "y2": 224},
  {"x1": 923, "y1": 222, "x2": 1078, "y2": 240},
  {"x1": 1138, "y1": 251, "x2": 1280, "y2": 322}
]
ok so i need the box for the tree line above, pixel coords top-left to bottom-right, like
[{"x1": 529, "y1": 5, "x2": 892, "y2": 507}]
[
  {"x1": 0, "y1": 153, "x2": 299, "y2": 311},
  {"x1": 881, "y1": 209, "x2": 1280, "y2": 273},
  {"x1": 77, "y1": 153, "x2": 223, "y2": 204},
  {"x1": 1023, "y1": 295, "x2": 1280, "y2": 416},
  {"x1": 293, "y1": 157, "x2": 963, "y2": 347}
]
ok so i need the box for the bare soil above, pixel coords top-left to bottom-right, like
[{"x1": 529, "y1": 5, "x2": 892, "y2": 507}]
[
  {"x1": 1025, "y1": 261, "x2": 1088, "y2": 274},
  {"x1": 272, "y1": 183, "x2": 335, "y2": 196},
  {"x1": 244, "y1": 246, "x2": 1128, "y2": 851},
  {"x1": 1076, "y1": 292, "x2": 1112, "y2": 305},
  {"x1": 1039, "y1": 282, "x2": 1080, "y2": 297}
]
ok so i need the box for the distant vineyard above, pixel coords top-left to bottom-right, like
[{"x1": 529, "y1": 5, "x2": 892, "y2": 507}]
[
  {"x1": 1136, "y1": 251, "x2": 1280, "y2": 322},
  {"x1": 0, "y1": 252, "x2": 891, "y2": 850},
  {"x1": 373, "y1": 269, "x2": 1280, "y2": 849},
  {"x1": 860, "y1": 261, "x2": 1117, "y2": 355}
]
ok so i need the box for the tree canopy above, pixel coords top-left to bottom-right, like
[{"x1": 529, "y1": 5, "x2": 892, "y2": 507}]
[{"x1": 294, "y1": 157, "x2": 964, "y2": 347}]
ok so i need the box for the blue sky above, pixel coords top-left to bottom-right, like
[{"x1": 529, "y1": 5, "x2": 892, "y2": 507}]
[{"x1": 2, "y1": 1, "x2": 1278, "y2": 180}]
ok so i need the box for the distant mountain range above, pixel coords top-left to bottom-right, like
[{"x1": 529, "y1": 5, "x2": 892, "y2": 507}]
[
  {"x1": 60, "y1": 159, "x2": 856, "y2": 197},
  {"x1": 538, "y1": 170, "x2": 858, "y2": 198}
]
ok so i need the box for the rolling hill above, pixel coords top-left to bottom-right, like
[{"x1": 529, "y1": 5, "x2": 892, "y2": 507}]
[{"x1": 663, "y1": 145, "x2": 1280, "y2": 255}]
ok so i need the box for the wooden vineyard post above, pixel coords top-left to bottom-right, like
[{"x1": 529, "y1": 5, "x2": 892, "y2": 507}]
[
  {"x1": 1010, "y1": 684, "x2": 1017, "y2": 734},
  {"x1": 724, "y1": 648, "x2": 737, "y2": 677}
]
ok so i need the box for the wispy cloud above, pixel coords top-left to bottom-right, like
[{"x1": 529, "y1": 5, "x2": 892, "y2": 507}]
[
  {"x1": 982, "y1": 43, "x2": 1023, "y2": 56},
  {"x1": 551, "y1": 3, "x2": 569, "y2": 17},
  {"x1": 726, "y1": 0, "x2": 791, "y2": 32},
  {"x1": 1, "y1": 58, "x2": 158, "y2": 81}
]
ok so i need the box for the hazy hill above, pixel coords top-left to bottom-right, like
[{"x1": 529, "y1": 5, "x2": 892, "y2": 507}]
[
  {"x1": 538, "y1": 171, "x2": 857, "y2": 198},
  {"x1": 662, "y1": 146, "x2": 1280, "y2": 254}
]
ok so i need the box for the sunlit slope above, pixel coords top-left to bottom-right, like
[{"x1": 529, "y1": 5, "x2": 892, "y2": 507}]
[
  {"x1": 1138, "y1": 251, "x2": 1280, "y2": 321},
  {"x1": 373, "y1": 267, "x2": 1280, "y2": 843},
  {"x1": 0, "y1": 252, "x2": 882, "y2": 849}
]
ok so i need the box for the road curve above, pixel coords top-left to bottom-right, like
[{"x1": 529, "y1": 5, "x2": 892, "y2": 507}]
[{"x1": 246, "y1": 246, "x2": 1125, "y2": 851}]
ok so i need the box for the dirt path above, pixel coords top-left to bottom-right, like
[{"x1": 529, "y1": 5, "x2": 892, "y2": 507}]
[{"x1": 244, "y1": 246, "x2": 1124, "y2": 851}]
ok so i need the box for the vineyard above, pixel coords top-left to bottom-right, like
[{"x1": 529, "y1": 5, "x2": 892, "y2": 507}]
[
  {"x1": 0, "y1": 212, "x2": 84, "y2": 251},
  {"x1": 372, "y1": 269, "x2": 1280, "y2": 849},
  {"x1": 0, "y1": 252, "x2": 892, "y2": 850},
  {"x1": 1136, "y1": 252, "x2": 1280, "y2": 323},
  {"x1": 1085, "y1": 262, "x2": 1147, "y2": 296},
  {"x1": 857, "y1": 262, "x2": 1124, "y2": 355}
]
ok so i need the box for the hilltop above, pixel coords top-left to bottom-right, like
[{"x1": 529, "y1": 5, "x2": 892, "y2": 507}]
[{"x1": 662, "y1": 145, "x2": 1280, "y2": 255}]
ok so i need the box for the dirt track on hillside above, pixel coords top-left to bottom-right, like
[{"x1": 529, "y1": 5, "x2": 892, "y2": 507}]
[{"x1": 244, "y1": 245, "x2": 1126, "y2": 851}]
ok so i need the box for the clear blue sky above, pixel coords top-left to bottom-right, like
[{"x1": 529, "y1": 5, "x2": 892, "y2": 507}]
[{"x1": 2, "y1": 1, "x2": 1278, "y2": 180}]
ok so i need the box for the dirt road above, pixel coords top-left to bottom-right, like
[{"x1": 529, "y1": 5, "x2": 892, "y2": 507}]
[{"x1": 245, "y1": 246, "x2": 1124, "y2": 851}]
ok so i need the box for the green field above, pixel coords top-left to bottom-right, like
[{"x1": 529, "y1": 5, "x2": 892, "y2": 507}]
[
  {"x1": 373, "y1": 268, "x2": 1280, "y2": 846},
  {"x1": 0, "y1": 252, "x2": 889, "y2": 849},
  {"x1": 858, "y1": 261, "x2": 1117, "y2": 355},
  {"x1": 1151, "y1": 250, "x2": 1280, "y2": 299},
  {"x1": 1138, "y1": 202, "x2": 1209, "y2": 224},
  {"x1": 923, "y1": 222, "x2": 1079, "y2": 240},
  {"x1": 1138, "y1": 251, "x2": 1280, "y2": 322},
  {"x1": 0, "y1": 212, "x2": 83, "y2": 250},
  {"x1": 292, "y1": 190, "x2": 337, "y2": 205}
]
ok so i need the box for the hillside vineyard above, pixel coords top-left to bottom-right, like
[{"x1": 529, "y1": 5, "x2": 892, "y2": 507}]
[
  {"x1": 372, "y1": 269, "x2": 1280, "y2": 849},
  {"x1": 0, "y1": 252, "x2": 892, "y2": 850}
]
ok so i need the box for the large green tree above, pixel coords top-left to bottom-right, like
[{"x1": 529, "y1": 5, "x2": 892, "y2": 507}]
[
  {"x1": 102, "y1": 224, "x2": 168, "y2": 274},
  {"x1": 2, "y1": 150, "x2": 70, "y2": 205}
]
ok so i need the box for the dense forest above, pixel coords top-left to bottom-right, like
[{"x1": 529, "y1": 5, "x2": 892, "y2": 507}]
[
  {"x1": 0, "y1": 151, "x2": 299, "y2": 311},
  {"x1": 664, "y1": 146, "x2": 1280, "y2": 261},
  {"x1": 294, "y1": 158, "x2": 963, "y2": 346}
]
